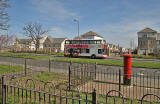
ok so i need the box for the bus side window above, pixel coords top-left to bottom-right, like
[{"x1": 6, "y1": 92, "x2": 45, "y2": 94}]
[
  {"x1": 98, "y1": 49, "x2": 102, "y2": 54},
  {"x1": 81, "y1": 49, "x2": 85, "y2": 53},
  {"x1": 86, "y1": 49, "x2": 90, "y2": 53},
  {"x1": 79, "y1": 49, "x2": 81, "y2": 53},
  {"x1": 70, "y1": 41, "x2": 72, "y2": 44},
  {"x1": 67, "y1": 49, "x2": 70, "y2": 53},
  {"x1": 65, "y1": 40, "x2": 70, "y2": 44}
]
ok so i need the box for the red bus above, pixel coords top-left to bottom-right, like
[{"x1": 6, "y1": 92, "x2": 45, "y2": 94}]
[{"x1": 64, "y1": 39, "x2": 108, "y2": 59}]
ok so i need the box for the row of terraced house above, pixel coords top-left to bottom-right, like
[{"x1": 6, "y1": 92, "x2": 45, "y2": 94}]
[
  {"x1": 13, "y1": 31, "x2": 124, "y2": 53},
  {"x1": 13, "y1": 35, "x2": 67, "y2": 52}
]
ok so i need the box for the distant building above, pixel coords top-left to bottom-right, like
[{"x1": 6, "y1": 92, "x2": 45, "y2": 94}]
[
  {"x1": 73, "y1": 31, "x2": 124, "y2": 53},
  {"x1": 13, "y1": 35, "x2": 67, "y2": 52},
  {"x1": 13, "y1": 38, "x2": 32, "y2": 51},
  {"x1": 43, "y1": 37, "x2": 67, "y2": 52},
  {"x1": 137, "y1": 27, "x2": 160, "y2": 55},
  {"x1": 30, "y1": 35, "x2": 48, "y2": 50},
  {"x1": 14, "y1": 35, "x2": 48, "y2": 51},
  {"x1": 74, "y1": 31, "x2": 104, "y2": 40}
]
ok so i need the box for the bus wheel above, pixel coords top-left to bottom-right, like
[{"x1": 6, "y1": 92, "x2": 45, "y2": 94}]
[{"x1": 91, "y1": 55, "x2": 96, "y2": 59}]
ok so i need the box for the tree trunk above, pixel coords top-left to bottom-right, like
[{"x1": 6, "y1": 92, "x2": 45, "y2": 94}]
[{"x1": 35, "y1": 40, "x2": 40, "y2": 53}]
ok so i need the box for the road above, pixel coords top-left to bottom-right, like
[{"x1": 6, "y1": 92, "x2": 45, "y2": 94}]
[
  {"x1": 105, "y1": 56, "x2": 160, "y2": 63},
  {"x1": 0, "y1": 56, "x2": 159, "y2": 75}
]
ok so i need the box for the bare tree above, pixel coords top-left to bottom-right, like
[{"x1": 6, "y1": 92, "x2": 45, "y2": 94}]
[
  {"x1": 23, "y1": 22, "x2": 48, "y2": 53},
  {"x1": 0, "y1": 34, "x2": 13, "y2": 50},
  {"x1": 0, "y1": 0, "x2": 10, "y2": 30}
]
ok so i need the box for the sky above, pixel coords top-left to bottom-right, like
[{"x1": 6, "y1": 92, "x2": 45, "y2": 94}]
[{"x1": 7, "y1": 0, "x2": 160, "y2": 48}]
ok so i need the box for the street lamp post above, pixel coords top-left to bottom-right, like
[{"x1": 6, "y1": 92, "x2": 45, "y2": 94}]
[{"x1": 74, "y1": 19, "x2": 79, "y2": 38}]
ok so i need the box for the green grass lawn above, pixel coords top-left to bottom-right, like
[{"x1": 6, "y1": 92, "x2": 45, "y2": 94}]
[
  {"x1": 0, "y1": 52, "x2": 50, "y2": 59},
  {"x1": 49, "y1": 52, "x2": 64, "y2": 56},
  {"x1": 10, "y1": 51, "x2": 64, "y2": 56},
  {"x1": 0, "y1": 64, "x2": 29, "y2": 74},
  {"x1": 132, "y1": 54, "x2": 160, "y2": 59},
  {"x1": 53, "y1": 57, "x2": 160, "y2": 69},
  {"x1": 32, "y1": 72, "x2": 65, "y2": 82},
  {"x1": 12, "y1": 72, "x2": 68, "y2": 90}
]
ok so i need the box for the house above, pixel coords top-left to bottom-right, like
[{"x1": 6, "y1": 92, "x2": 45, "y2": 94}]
[
  {"x1": 13, "y1": 38, "x2": 32, "y2": 51},
  {"x1": 30, "y1": 35, "x2": 48, "y2": 51},
  {"x1": 13, "y1": 34, "x2": 67, "y2": 53},
  {"x1": 73, "y1": 31, "x2": 123, "y2": 54},
  {"x1": 74, "y1": 31, "x2": 104, "y2": 40},
  {"x1": 13, "y1": 35, "x2": 49, "y2": 51},
  {"x1": 137, "y1": 27, "x2": 160, "y2": 55},
  {"x1": 43, "y1": 37, "x2": 67, "y2": 52}
]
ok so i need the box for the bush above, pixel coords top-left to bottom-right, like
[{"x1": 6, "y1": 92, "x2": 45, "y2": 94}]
[
  {"x1": 49, "y1": 52, "x2": 64, "y2": 56},
  {"x1": 148, "y1": 53, "x2": 154, "y2": 56}
]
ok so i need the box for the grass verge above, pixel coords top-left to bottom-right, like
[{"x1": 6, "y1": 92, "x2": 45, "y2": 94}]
[
  {"x1": 0, "y1": 64, "x2": 30, "y2": 74},
  {"x1": 0, "y1": 52, "x2": 50, "y2": 59},
  {"x1": 53, "y1": 57, "x2": 160, "y2": 69},
  {"x1": 132, "y1": 54, "x2": 160, "y2": 59}
]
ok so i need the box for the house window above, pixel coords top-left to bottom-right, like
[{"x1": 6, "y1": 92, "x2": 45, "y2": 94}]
[
  {"x1": 151, "y1": 40, "x2": 154, "y2": 44},
  {"x1": 158, "y1": 40, "x2": 160, "y2": 45},
  {"x1": 87, "y1": 35, "x2": 93, "y2": 39},
  {"x1": 140, "y1": 40, "x2": 146, "y2": 45},
  {"x1": 142, "y1": 34, "x2": 147, "y2": 38},
  {"x1": 86, "y1": 49, "x2": 90, "y2": 53},
  {"x1": 150, "y1": 48, "x2": 153, "y2": 53}
]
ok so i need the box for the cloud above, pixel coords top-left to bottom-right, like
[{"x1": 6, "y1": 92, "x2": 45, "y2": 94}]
[
  {"x1": 29, "y1": 0, "x2": 78, "y2": 21},
  {"x1": 49, "y1": 27, "x2": 68, "y2": 37},
  {"x1": 97, "y1": 10, "x2": 160, "y2": 48}
]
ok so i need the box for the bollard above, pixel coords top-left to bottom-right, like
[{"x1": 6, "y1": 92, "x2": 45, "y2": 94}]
[{"x1": 123, "y1": 54, "x2": 132, "y2": 85}]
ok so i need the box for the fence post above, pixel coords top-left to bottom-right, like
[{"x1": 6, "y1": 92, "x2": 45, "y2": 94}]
[
  {"x1": 119, "y1": 68, "x2": 121, "y2": 97},
  {"x1": 24, "y1": 58, "x2": 27, "y2": 76},
  {"x1": 94, "y1": 62, "x2": 97, "y2": 79},
  {"x1": 2, "y1": 75, "x2": 6, "y2": 104},
  {"x1": 0, "y1": 76, "x2": 1, "y2": 103},
  {"x1": 92, "y1": 89, "x2": 96, "y2": 104},
  {"x1": 68, "y1": 61, "x2": 72, "y2": 91},
  {"x1": 49, "y1": 58, "x2": 51, "y2": 72}
]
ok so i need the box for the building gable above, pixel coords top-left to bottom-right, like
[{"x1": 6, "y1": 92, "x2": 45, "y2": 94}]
[
  {"x1": 74, "y1": 31, "x2": 103, "y2": 40},
  {"x1": 138, "y1": 28, "x2": 157, "y2": 34}
]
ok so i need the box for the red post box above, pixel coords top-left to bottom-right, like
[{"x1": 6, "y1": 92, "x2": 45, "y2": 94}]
[{"x1": 123, "y1": 54, "x2": 132, "y2": 85}]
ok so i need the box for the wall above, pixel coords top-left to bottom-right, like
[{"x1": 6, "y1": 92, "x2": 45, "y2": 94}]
[
  {"x1": 138, "y1": 32, "x2": 157, "y2": 54},
  {"x1": 61, "y1": 40, "x2": 65, "y2": 52}
]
